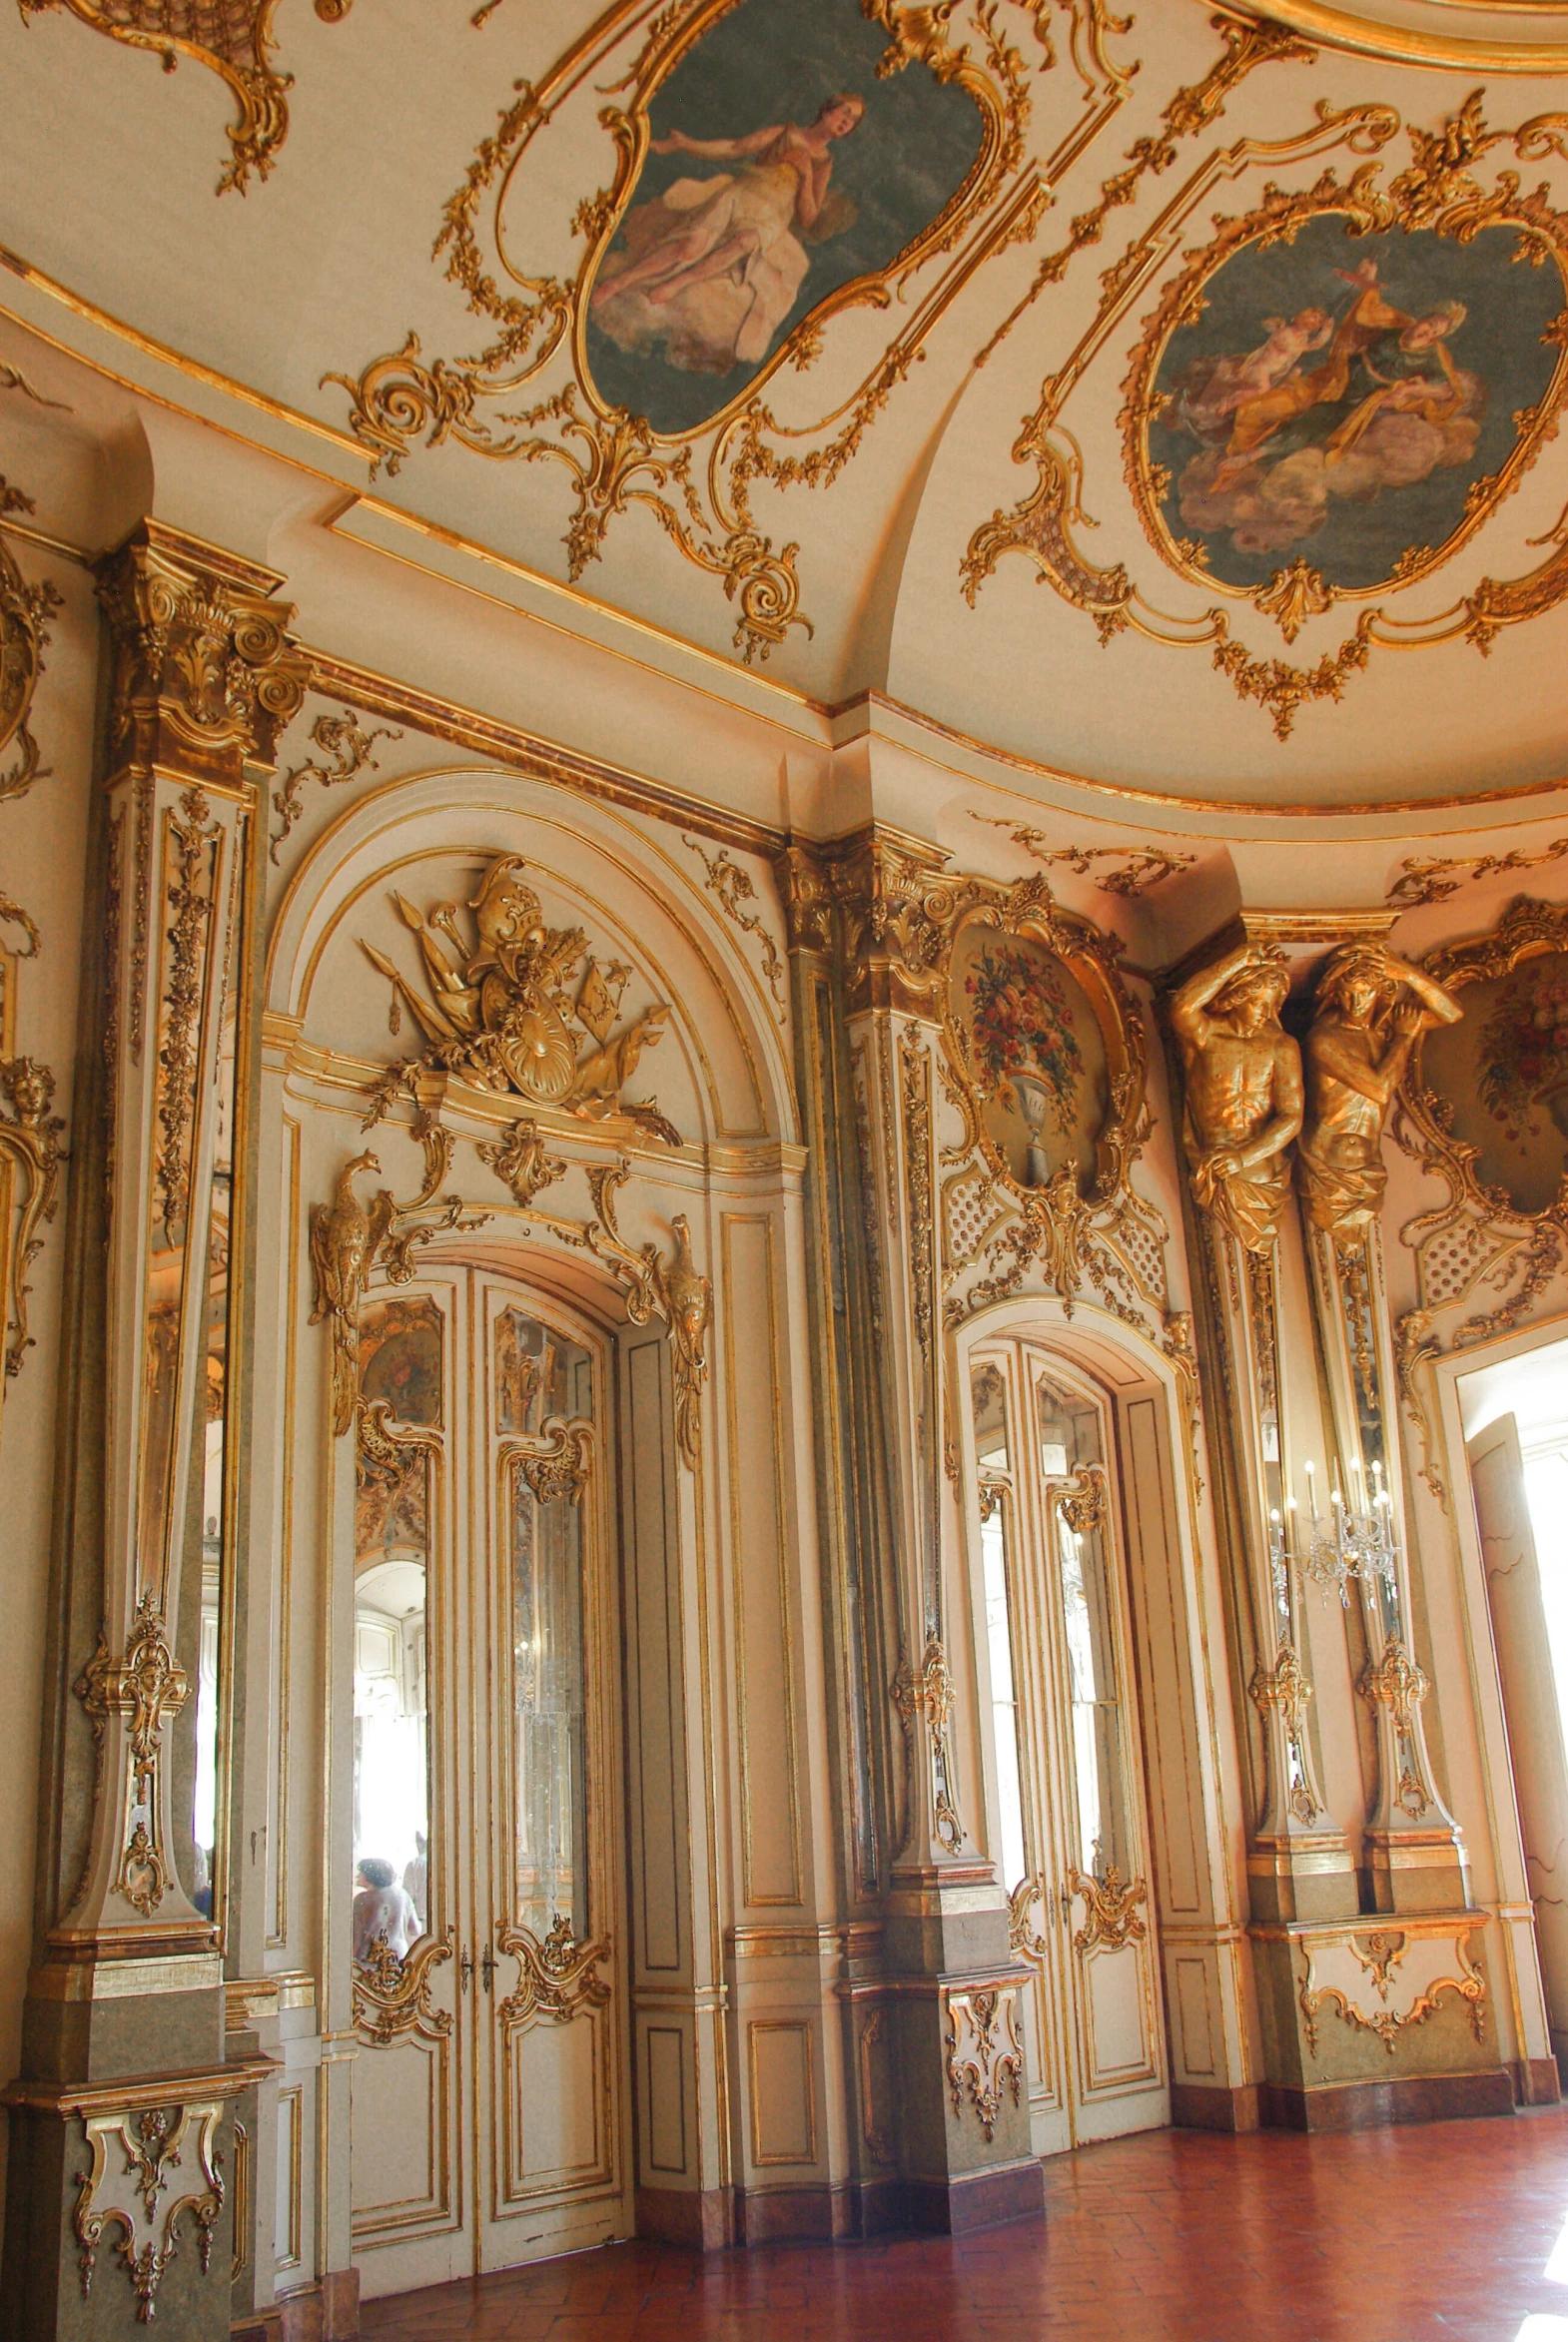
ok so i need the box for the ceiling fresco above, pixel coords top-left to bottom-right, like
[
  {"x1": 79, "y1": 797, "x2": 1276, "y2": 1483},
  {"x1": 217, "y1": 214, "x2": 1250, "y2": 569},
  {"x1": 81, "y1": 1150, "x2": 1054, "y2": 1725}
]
[{"x1": 8, "y1": 0, "x2": 1568, "y2": 804}]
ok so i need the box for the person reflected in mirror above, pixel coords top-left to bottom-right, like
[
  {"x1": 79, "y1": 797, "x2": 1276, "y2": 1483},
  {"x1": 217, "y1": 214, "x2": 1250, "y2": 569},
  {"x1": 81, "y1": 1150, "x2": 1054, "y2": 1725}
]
[{"x1": 353, "y1": 1857, "x2": 419, "y2": 1963}]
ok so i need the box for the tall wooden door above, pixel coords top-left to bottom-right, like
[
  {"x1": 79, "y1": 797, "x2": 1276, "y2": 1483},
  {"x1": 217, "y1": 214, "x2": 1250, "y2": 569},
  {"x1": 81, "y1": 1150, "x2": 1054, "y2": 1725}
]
[
  {"x1": 348, "y1": 1268, "x2": 628, "y2": 2300},
  {"x1": 970, "y1": 1338, "x2": 1169, "y2": 2154}
]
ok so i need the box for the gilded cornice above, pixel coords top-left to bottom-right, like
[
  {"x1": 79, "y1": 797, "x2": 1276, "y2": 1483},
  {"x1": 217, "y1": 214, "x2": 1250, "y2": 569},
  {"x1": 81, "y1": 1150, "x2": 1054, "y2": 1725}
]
[
  {"x1": 98, "y1": 524, "x2": 310, "y2": 790},
  {"x1": 1225, "y1": 0, "x2": 1568, "y2": 74}
]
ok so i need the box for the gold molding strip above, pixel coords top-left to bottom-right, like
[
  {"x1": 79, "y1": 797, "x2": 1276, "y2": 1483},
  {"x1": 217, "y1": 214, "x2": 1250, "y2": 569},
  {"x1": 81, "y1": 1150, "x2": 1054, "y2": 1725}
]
[{"x1": 301, "y1": 646, "x2": 788, "y2": 855}]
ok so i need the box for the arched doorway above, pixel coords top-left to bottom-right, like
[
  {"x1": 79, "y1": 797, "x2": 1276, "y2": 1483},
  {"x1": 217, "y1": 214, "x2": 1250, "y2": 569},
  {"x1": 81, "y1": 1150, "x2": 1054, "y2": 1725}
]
[
  {"x1": 964, "y1": 1328, "x2": 1172, "y2": 2151},
  {"x1": 347, "y1": 1258, "x2": 629, "y2": 2298}
]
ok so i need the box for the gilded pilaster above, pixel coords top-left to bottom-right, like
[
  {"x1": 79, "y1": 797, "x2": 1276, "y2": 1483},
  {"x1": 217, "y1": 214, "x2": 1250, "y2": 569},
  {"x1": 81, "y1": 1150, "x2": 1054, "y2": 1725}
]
[{"x1": 3, "y1": 523, "x2": 305, "y2": 2337}]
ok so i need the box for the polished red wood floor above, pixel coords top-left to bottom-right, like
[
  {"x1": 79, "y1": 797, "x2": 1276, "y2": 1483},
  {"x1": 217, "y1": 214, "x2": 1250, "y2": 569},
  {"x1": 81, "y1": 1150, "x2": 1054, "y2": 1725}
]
[{"x1": 359, "y1": 2108, "x2": 1568, "y2": 2340}]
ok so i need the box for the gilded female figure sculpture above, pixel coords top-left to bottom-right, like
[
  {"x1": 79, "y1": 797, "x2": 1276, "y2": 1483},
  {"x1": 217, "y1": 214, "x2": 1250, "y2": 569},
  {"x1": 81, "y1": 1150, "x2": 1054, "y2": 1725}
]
[
  {"x1": 1171, "y1": 943, "x2": 1302, "y2": 1252},
  {"x1": 1299, "y1": 944, "x2": 1462, "y2": 1233}
]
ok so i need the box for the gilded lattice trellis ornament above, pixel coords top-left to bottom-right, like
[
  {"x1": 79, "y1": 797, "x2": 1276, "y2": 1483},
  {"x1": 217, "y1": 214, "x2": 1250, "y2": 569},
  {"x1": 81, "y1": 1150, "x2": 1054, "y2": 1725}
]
[
  {"x1": 325, "y1": 0, "x2": 1133, "y2": 663},
  {"x1": 963, "y1": 92, "x2": 1568, "y2": 737}
]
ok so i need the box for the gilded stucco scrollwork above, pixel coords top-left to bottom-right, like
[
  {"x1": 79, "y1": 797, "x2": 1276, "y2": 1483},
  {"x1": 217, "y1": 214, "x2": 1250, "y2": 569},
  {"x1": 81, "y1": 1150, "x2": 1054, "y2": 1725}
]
[
  {"x1": 72, "y1": 2096, "x2": 225, "y2": 2317},
  {"x1": 510, "y1": 1416, "x2": 594, "y2": 1507},
  {"x1": 311, "y1": 1152, "x2": 396, "y2": 1438},
  {"x1": 682, "y1": 834, "x2": 786, "y2": 1016},
  {"x1": 973, "y1": 816, "x2": 1196, "y2": 898},
  {"x1": 496, "y1": 1914, "x2": 611, "y2": 2028},
  {"x1": 0, "y1": 1053, "x2": 64, "y2": 1419},
  {"x1": 1249, "y1": 1644, "x2": 1321, "y2": 1826},
  {"x1": 475, "y1": 1117, "x2": 568, "y2": 1211},
  {"x1": 1296, "y1": 1921, "x2": 1486, "y2": 2056},
  {"x1": 1388, "y1": 835, "x2": 1568, "y2": 911},
  {"x1": 1065, "y1": 1863, "x2": 1147, "y2": 1954},
  {"x1": 892, "y1": 1632, "x2": 965, "y2": 1854},
  {"x1": 0, "y1": 525, "x2": 61, "y2": 806},
  {"x1": 965, "y1": 92, "x2": 1568, "y2": 738},
  {"x1": 325, "y1": 0, "x2": 1128, "y2": 661},
  {"x1": 19, "y1": 0, "x2": 354, "y2": 194},
  {"x1": 271, "y1": 704, "x2": 401, "y2": 860},
  {"x1": 73, "y1": 1594, "x2": 190, "y2": 1918},
  {"x1": 943, "y1": 1981, "x2": 1024, "y2": 2140}
]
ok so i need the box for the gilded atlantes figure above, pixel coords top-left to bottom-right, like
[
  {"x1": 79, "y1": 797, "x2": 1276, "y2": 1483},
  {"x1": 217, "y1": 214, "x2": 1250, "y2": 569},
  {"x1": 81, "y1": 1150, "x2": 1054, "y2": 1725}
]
[
  {"x1": 1299, "y1": 943, "x2": 1461, "y2": 1233},
  {"x1": 1171, "y1": 942, "x2": 1302, "y2": 1253}
]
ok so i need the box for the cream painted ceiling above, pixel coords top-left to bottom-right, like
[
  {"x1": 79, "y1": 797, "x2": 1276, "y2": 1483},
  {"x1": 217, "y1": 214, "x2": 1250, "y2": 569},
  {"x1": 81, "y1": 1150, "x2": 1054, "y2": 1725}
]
[{"x1": 6, "y1": 0, "x2": 1568, "y2": 809}]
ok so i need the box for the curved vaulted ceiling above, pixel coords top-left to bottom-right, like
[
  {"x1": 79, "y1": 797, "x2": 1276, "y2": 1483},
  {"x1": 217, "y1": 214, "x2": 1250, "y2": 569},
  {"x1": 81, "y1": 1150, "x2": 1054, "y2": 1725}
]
[{"x1": 6, "y1": 0, "x2": 1568, "y2": 810}]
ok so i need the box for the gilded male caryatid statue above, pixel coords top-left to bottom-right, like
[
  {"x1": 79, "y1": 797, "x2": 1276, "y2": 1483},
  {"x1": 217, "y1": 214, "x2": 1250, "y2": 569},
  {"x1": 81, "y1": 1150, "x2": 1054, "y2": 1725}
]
[
  {"x1": 1299, "y1": 944, "x2": 1462, "y2": 1234},
  {"x1": 1171, "y1": 942, "x2": 1302, "y2": 1253}
]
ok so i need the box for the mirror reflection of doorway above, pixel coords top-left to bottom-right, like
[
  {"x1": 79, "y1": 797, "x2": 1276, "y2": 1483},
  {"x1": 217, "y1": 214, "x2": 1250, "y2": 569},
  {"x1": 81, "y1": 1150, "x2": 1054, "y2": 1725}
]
[
  {"x1": 970, "y1": 1336, "x2": 1170, "y2": 2154},
  {"x1": 1462, "y1": 1334, "x2": 1568, "y2": 2077},
  {"x1": 347, "y1": 1266, "x2": 628, "y2": 2300}
]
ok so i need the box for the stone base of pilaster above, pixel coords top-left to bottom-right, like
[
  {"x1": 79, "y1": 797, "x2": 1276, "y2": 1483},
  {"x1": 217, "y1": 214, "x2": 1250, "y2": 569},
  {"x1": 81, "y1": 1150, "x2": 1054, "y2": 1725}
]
[
  {"x1": 1246, "y1": 1835, "x2": 1360, "y2": 1924},
  {"x1": 1363, "y1": 1825, "x2": 1472, "y2": 1914},
  {"x1": 1249, "y1": 1912, "x2": 1508, "y2": 2131},
  {"x1": 231, "y1": 2270, "x2": 362, "y2": 2341},
  {"x1": 2, "y1": 1954, "x2": 266, "y2": 2340}
]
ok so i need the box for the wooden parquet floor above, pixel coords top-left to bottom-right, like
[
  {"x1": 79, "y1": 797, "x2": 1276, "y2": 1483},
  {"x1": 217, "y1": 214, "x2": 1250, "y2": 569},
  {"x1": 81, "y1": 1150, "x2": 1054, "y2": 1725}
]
[{"x1": 358, "y1": 2107, "x2": 1568, "y2": 2342}]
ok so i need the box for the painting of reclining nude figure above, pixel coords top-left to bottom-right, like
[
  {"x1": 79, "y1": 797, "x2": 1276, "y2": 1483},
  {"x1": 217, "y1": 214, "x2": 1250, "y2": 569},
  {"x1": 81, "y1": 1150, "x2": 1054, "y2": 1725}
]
[
  {"x1": 583, "y1": 0, "x2": 985, "y2": 436},
  {"x1": 1146, "y1": 216, "x2": 1564, "y2": 593}
]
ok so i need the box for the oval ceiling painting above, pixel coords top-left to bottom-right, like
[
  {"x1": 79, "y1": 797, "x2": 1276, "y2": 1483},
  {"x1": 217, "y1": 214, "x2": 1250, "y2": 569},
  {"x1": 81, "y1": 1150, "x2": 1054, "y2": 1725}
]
[
  {"x1": 582, "y1": 0, "x2": 986, "y2": 438},
  {"x1": 1138, "y1": 216, "x2": 1567, "y2": 597}
]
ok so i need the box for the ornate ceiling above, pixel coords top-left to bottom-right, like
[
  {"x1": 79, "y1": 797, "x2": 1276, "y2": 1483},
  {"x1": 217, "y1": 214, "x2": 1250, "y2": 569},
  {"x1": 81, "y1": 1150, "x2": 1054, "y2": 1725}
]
[{"x1": 7, "y1": 0, "x2": 1568, "y2": 809}]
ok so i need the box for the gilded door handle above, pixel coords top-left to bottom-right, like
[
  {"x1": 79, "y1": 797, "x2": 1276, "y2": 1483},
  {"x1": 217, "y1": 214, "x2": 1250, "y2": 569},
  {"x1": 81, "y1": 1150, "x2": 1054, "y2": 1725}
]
[
  {"x1": 459, "y1": 1950, "x2": 474, "y2": 1994},
  {"x1": 480, "y1": 1949, "x2": 495, "y2": 1994}
]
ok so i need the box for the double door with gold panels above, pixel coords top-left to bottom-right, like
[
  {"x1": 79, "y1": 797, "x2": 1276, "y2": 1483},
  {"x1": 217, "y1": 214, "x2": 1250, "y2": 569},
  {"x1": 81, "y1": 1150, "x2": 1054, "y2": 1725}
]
[
  {"x1": 347, "y1": 1265, "x2": 628, "y2": 2299},
  {"x1": 970, "y1": 1336, "x2": 1169, "y2": 2152}
]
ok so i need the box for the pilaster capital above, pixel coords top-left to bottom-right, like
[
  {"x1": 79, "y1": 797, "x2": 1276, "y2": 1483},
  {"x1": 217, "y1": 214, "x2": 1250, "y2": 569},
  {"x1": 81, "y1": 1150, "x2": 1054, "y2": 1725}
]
[
  {"x1": 822, "y1": 824, "x2": 959, "y2": 1015},
  {"x1": 96, "y1": 521, "x2": 310, "y2": 789}
]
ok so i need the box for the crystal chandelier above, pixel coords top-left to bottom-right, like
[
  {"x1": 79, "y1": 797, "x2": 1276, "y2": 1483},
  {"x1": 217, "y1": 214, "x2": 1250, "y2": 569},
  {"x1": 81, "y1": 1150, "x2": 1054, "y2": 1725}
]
[{"x1": 1269, "y1": 1456, "x2": 1399, "y2": 1607}]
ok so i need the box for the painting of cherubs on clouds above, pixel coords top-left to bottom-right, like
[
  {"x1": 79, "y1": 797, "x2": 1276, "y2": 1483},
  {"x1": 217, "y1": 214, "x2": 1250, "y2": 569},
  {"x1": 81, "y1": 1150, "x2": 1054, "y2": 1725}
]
[{"x1": 1147, "y1": 217, "x2": 1563, "y2": 594}]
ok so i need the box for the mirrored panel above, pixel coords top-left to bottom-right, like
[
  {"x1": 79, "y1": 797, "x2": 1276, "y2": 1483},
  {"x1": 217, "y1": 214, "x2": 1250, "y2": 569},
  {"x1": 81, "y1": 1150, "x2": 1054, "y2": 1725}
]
[
  {"x1": 1037, "y1": 1371, "x2": 1127, "y2": 1881},
  {"x1": 352, "y1": 1299, "x2": 440, "y2": 1965},
  {"x1": 498, "y1": 1308, "x2": 593, "y2": 1941}
]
